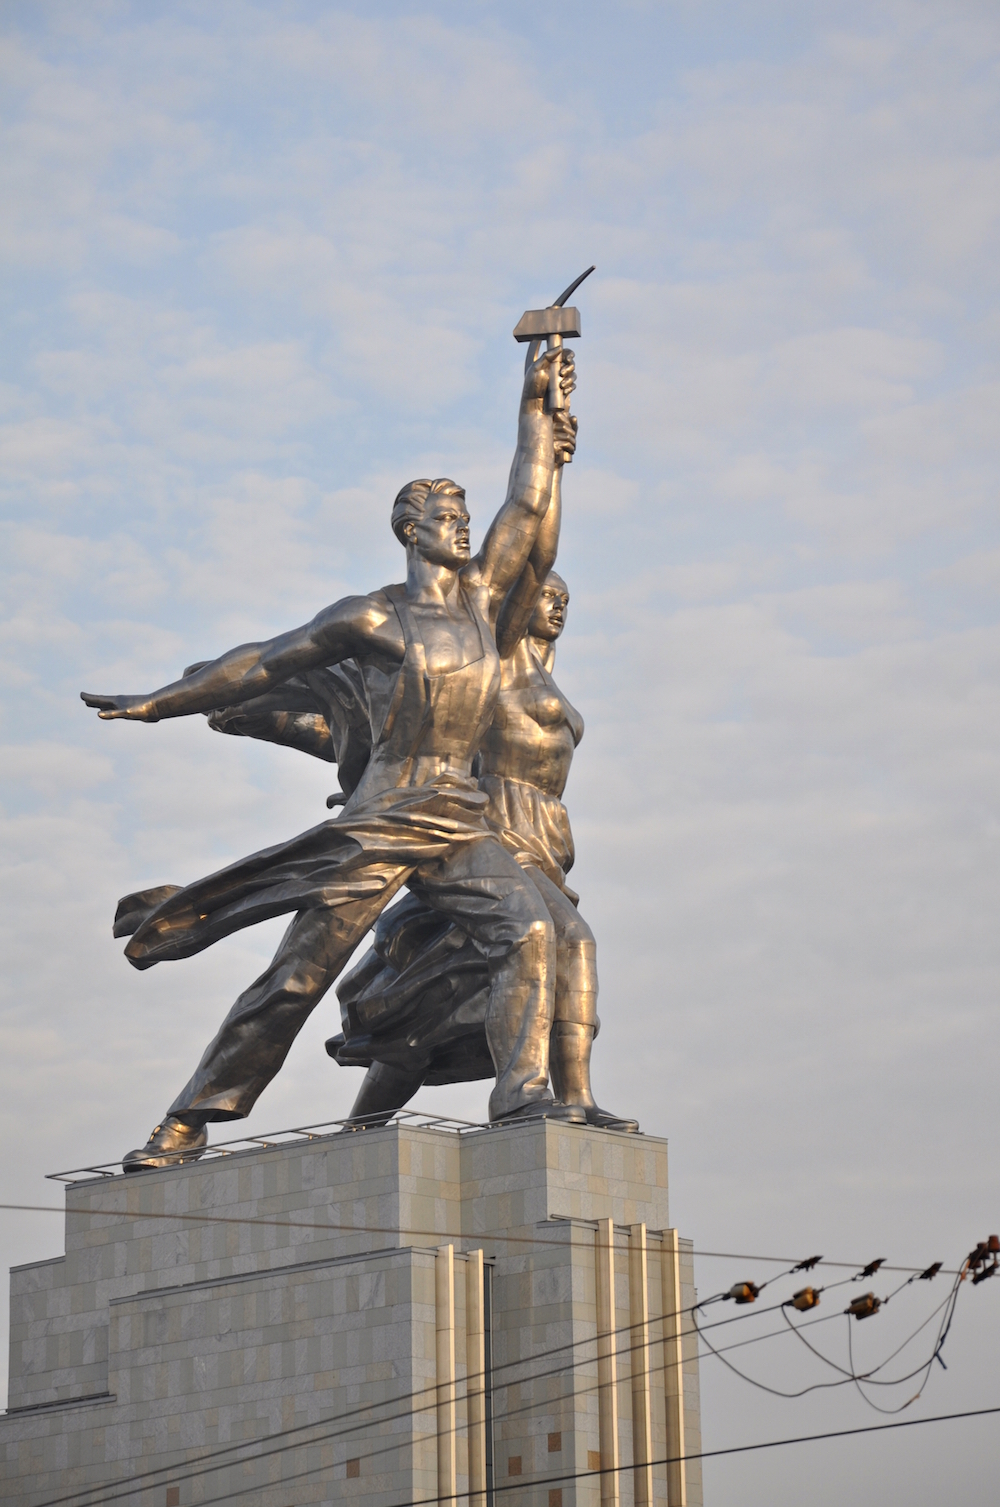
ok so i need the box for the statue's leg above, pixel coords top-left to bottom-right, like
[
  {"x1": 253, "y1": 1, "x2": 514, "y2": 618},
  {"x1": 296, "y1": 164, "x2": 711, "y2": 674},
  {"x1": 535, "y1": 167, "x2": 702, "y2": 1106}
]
[
  {"x1": 343, "y1": 1061, "x2": 426, "y2": 1128},
  {"x1": 166, "y1": 908, "x2": 361, "y2": 1118},
  {"x1": 124, "y1": 873, "x2": 410, "y2": 1170},
  {"x1": 527, "y1": 868, "x2": 639, "y2": 1134},
  {"x1": 410, "y1": 838, "x2": 577, "y2": 1123}
]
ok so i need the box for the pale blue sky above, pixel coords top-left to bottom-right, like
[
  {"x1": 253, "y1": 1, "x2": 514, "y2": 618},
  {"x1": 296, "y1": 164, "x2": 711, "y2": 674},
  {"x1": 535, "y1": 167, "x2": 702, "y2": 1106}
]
[{"x1": 2, "y1": 3, "x2": 999, "y2": 1498}]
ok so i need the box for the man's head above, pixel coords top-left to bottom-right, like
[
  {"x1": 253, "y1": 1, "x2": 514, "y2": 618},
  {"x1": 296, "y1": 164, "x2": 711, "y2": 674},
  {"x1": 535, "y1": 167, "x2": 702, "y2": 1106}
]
[
  {"x1": 529, "y1": 570, "x2": 569, "y2": 642},
  {"x1": 392, "y1": 478, "x2": 470, "y2": 568}
]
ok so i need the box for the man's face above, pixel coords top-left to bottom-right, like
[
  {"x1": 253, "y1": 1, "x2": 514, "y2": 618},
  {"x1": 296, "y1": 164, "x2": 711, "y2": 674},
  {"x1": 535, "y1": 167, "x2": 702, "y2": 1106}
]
[
  {"x1": 529, "y1": 574, "x2": 569, "y2": 641},
  {"x1": 407, "y1": 492, "x2": 471, "y2": 567}
]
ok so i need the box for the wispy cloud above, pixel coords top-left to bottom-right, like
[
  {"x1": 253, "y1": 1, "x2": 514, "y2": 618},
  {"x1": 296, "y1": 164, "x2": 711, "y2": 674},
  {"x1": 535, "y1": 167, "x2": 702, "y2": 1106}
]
[{"x1": 1, "y1": 5, "x2": 999, "y2": 1494}]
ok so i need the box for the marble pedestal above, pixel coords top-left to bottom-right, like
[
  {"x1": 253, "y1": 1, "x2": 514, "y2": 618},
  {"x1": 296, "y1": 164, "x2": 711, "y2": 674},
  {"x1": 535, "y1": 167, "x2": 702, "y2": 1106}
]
[{"x1": 2, "y1": 1120, "x2": 702, "y2": 1507}]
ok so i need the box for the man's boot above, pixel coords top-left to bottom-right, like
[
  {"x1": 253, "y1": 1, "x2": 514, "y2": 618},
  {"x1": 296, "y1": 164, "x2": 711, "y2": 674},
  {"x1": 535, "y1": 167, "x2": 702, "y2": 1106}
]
[
  {"x1": 550, "y1": 1022, "x2": 639, "y2": 1132},
  {"x1": 123, "y1": 1114, "x2": 209, "y2": 1172}
]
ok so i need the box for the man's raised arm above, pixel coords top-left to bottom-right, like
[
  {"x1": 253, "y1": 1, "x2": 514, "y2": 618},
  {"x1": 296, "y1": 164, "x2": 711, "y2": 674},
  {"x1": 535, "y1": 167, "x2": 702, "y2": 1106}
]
[
  {"x1": 495, "y1": 409, "x2": 576, "y2": 659},
  {"x1": 81, "y1": 596, "x2": 389, "y2": 722},
  {"x1": 473, "y1": 346, "x2": 576, "y2": 608}
]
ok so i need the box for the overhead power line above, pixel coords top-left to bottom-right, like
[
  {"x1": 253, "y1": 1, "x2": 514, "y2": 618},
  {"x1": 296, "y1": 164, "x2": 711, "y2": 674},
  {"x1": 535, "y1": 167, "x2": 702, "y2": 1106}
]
[
  {"x1": 92, "y1": 1403, "x2": 1000, "y2": 1507},
  {"x1": 0, "y1": 1202, "x2": 961, "y2": 1276},
  {"x1": 694, "y1": 1278, "x2": 961, "y2": 1405},
  {"x1": 28, "y1": 1290, "x2": 773, "y2": 1507},
  {"x1": 20, "y1": 1245, "x2": 970, "y2": 1507},
  {"x1": 190, "y1": 1282, "x2": 966, "y2": 1502},
  {"x1": 491, "y1": 1404, "x2": 1000, "y2": 1505},
  {"x1": 9, "y1": 1197, "x2": 992, "y2": 1507},
  {"x1": 27, "y1": 1260, "x2": 974, "y2": 1507}
]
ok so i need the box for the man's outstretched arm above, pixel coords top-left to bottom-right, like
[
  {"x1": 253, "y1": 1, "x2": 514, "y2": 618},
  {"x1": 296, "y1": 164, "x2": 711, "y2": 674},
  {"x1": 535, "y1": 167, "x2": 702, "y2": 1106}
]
[
  {"x1": 81, "y1": 595, "x2": 395, "y2": 722},
  {"x1": 473, "y1": 345, "x2": 575, "y2": 608}
]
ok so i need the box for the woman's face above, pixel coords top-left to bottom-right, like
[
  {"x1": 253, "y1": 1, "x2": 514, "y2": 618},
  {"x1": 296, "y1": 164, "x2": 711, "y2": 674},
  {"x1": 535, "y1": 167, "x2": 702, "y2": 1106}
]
[{"x1": 529, "y1": 573, "x2": 569, "y2": 641}]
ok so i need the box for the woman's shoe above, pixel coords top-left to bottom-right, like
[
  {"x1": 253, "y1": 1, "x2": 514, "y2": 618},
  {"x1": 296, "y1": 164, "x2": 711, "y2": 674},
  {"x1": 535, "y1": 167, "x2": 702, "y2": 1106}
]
[
  {"x1": 494, "y1": 1099, "x2": 587, "y2": 1125},
  {"x1": 584, "y1": 1105, "x2": 640, "y2": 1133}
]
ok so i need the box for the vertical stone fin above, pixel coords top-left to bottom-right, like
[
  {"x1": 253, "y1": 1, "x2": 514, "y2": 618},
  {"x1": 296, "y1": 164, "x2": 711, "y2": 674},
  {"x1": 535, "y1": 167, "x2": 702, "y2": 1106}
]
[
  {"x1": 660, "y1": 1228, "x2": 688, "y2": 1507},
  {"x1": 466, "y1": 1248, "x2": 487, "y2": 1507},
  {"x1": 436, "y1": 1243, "x2": 457, "y2": 1507},
  {"x1": 629, "y1": 1223, "x2": 654, "y2": 1507},
  {"x1": 595, "y1": 1216, "x2": 621, "y2": 1507}
]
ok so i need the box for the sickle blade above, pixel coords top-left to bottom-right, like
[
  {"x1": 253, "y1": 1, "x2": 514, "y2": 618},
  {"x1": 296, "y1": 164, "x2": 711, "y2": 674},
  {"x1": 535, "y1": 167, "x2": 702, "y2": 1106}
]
[{"x1": 550, "y1": 264, "x2": 595, "y2": 309}]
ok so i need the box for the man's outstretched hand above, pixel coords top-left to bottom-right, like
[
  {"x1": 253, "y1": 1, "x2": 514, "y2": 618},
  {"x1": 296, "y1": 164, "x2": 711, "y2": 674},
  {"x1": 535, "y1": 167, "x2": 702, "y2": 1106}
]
[{"x1": 80, "y1": 691, "x2": 159, "y2": 722}]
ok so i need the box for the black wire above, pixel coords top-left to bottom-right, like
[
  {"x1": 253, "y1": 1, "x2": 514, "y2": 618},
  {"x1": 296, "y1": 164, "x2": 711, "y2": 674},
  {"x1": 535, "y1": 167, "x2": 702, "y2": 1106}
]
[
  {"x1": 29, "y1": 1288, "x2": 727, "y2": 1507},
  {"x1": 31, "y1": 1282, "x2": 841, "y2": 1507},
  {"x1": 11, "y1": 1199, "x2": 975, "y2": 1507},
  {"x1": 873, "y1": 1289, "x2": 957, "y2": 1371},
  {"x1": 27, "y1": 1236, "x2": 966, "y2": 1507},
  {"x1": 109, "y1": 1403, "x2": 1000, "y2": 1507},
  {"x1": 697, "y1": 1266, "x2": 966, "y2": 1408},
  {"x1": 691, "y1": 1247, "x2": 956, "y2": 1276},
  {"x1": 37, "y1": 1224, "x2": 884, "y2": 1507},
  {"x1": 849, "y1": 1281, "x2": 961, "y2": 1389},
  {"x1": 882, "y1": 1272, "x2": 920, "y2": 1304},
  {"x1": 847, "y1": 1316, "x2": 916, "y2": 1416},
  {"x1": 701, "y1": 1258, "x2": 803, "y2": 1305},
  {"x1": 46, "y1": 1310, "x2": 980, "y2": 1507},
  {"x1": 691, "y1": 1273, "x2": 964, "y2": 1406},
  {"x1": 0, "y1": 1204, "x2": 960, "y2": 1276},
  {"x1": 695, "y1": 1305, "x2": 868, "y2": 1400},
  {"x1": 22, "y1": 1222, "x2": 761, "y2": 1507},
  {"x1": 780, "y1": 1284, "x2": 957, "y2": 1383},
  {"x1": 237, "y1": 1307, "x2": 857, "y2": 1497},
  {"x1": 31, "y1": 1263, "x2": 975, "y2": 1507},
  {"x1": 321, "y1": 1309, "x2": 848, "y2": 1497},
  {"x1": 845, "y1": 1276, "x2": 964, "y2": 1416},
  {"x1": 47, "y1": 1271, "x2": 958, "y2": 1507},
  {"x1": 445, "y1": 1404, "x2": 1000, "y2": 1507}
]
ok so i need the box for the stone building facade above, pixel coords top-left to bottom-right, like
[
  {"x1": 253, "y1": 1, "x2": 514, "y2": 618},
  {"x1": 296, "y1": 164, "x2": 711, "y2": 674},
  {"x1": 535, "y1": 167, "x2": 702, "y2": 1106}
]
[{"x1": 2, "y1": 1119, "x2": 702, "y2": 1507}]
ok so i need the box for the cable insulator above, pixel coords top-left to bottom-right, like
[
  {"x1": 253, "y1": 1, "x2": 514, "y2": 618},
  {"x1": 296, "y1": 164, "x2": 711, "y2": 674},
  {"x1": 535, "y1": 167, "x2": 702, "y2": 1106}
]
[
  {"x1": 790, "y1": 1286, "x2": 820, "y2": 1312},
  {"x1": 971, "y1": 1260, "x2": 998, "y2": 1287},
  {"x1": 846, "y1": 1292, "x2": 881, "y2": 1320},
  {"x1": 988, "y1": 1235, "x2": 999, "y2": 1255},
  {"x1": 727, "y1": 1282, "x2": 760, "y2": 1305}
]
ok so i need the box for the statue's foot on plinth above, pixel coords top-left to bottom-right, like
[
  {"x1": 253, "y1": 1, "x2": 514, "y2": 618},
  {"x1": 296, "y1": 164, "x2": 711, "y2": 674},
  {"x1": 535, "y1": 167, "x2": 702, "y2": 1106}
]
[
  {"x1": 123, "y1": 1116, "x2": 209, "y2": 1172},
  {"x1": 494, "y1": 1098, "x2": 587, "y2": 1125},
  {"x1": 339, "y1": 1111, "x2": 395, "y2": 1133},
  {"x1": 582, "y1": 1105, "x2": 640, "y2": 1133}
]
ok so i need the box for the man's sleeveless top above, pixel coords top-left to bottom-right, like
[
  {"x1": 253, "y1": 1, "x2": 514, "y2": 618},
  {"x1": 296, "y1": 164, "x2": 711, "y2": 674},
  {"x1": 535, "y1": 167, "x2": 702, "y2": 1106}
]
[{"x1": 349, "y1": 580, "x2": 502, "y2": 804}]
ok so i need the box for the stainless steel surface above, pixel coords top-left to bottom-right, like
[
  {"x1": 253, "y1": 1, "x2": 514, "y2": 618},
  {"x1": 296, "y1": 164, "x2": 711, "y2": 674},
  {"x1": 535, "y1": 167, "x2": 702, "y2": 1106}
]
[
  {"x1": 329, "y1": 549, "x2": 636, "y2": 1134},
  {"x1": 79, "y1": 281, "x2": 630, "y2": 1169},
  {"x1": 512, "y1": 306, "x2": 582, "y2": 341},
  {"x1": 514, "y1": 267, "x2": 594, "y2": 416},
  {"x1": 551, "y1": 264, "x2": 596, "y2": 307},
  {"x1": 327, "y1": 375, "x2": 635, "y2": 1132}
]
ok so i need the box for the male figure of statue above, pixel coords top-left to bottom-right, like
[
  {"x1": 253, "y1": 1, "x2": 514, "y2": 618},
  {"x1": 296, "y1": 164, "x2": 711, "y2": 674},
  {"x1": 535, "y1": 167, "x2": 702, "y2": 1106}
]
[{"x1": 82, "y1": 345, "x2": 579, "y2": 1169}]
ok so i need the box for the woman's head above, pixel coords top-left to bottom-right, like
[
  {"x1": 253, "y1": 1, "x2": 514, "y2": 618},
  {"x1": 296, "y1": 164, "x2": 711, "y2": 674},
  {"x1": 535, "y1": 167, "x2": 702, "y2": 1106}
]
[{"x1": 529, "y1": 570, "x2": 569, "y2": 642}]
